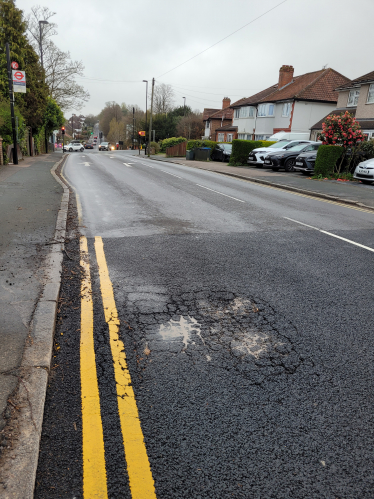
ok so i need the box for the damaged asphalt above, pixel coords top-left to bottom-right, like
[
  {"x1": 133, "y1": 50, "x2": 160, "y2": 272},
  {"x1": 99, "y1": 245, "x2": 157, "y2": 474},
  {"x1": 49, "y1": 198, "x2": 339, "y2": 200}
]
[{"x1": 35, "y1": 150, "x2": 374, "y2": 498}]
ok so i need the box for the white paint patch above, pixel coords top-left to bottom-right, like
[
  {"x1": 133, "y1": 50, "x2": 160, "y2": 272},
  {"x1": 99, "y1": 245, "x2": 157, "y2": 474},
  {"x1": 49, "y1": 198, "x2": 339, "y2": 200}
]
[
  {"x1": 206, "y1": 355, "x2": 211, "y2": 362},
  {"x1": 159, "y1": 316, "x2": 203, "y2": 350}
]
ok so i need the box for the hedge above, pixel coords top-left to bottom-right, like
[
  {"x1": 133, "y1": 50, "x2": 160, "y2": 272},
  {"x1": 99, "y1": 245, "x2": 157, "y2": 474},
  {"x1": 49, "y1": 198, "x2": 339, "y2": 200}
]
[
  {"x1": 314, "y1": 145, "x2": 344, "y2": 176},
  {"x1": 228, "y1": 140, "x2": 276, "y2": 166},
  {"x1": 160, "y1": 137, "x2": 187, "y2": 152},
  {"x1": 187, "y1": 139, "x2": 218, "y2": 151}
]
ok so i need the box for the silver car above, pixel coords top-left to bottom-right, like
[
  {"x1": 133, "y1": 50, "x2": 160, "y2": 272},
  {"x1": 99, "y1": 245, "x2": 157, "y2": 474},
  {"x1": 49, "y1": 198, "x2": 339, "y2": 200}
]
[
  {"x1": 63, "y1": 142, "x2": 84, "y2": 152},
  {"x1": 353, "y1": 158, "x2": 374, "y2": 185}
]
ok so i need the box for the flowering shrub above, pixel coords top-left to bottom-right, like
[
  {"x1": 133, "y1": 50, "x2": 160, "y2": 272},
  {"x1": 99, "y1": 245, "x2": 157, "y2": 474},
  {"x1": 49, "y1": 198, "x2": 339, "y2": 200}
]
[{"x1": 317, "y1": 111, "x2": 364, "y2": 147}]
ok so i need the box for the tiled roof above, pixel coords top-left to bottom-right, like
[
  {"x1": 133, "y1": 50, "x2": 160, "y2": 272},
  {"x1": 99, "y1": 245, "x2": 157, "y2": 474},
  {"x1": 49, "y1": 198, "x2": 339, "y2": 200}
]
[
  {"x1": 310, "y1": 108, "x2": 356, "y2": 129},
  {"x1": 336, "y1": 70, "x2": 374, "y2": 90},
  {"x1": 230, "y1": 68, "x2": 350, "y2": 109},
  {"x1": 215, "y1": 124, "x2": 238, "y2": 131},
  {"x1": 207, "y1": 107, "x2": 234, "y2": 120},
  {"x1": 203, "y1": 108, "x2": 220, "y2": 120}
]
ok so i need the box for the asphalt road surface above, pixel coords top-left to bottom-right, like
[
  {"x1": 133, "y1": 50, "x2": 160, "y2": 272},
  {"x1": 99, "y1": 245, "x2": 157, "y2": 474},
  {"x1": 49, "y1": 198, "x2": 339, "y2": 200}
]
[{"x1": 35, "y1": 148, "x2": 374, "y2": 498}]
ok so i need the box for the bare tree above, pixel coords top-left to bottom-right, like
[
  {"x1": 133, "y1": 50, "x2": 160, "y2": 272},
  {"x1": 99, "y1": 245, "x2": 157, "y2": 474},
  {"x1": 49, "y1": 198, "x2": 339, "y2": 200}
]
[
  {"x1": 26, "y1": 5, "x2": 89, "y2": 110},
  {"x1": 176, "y1": 111, "x2": 204, "y2": 140},
  {"x1": 152, "y1": 83, "x2": 174, "y2": 114}
]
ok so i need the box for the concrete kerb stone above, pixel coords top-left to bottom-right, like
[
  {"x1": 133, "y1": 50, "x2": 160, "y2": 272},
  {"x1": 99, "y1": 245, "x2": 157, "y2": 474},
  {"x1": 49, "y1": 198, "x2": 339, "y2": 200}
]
[
  {"x1": 148, "y1": 157, "x2": 374, "y2": 213},
  {"x1": 0, "y1": 155, "x2": 69, "y2": 499}
]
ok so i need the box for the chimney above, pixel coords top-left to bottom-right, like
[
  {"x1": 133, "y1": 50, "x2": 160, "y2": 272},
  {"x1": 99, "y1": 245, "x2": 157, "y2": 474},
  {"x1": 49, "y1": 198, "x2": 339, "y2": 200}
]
[
  {"x1": 278, "y1": 65, "x2": 294, "y2": 89},
  {"x1": 222, "y1": 97, "x2": 231, "y2": 109}
]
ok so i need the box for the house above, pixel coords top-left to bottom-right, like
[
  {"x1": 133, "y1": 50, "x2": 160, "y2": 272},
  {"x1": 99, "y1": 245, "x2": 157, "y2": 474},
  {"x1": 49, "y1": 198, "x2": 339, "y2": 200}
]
[
  {"x1": 310, "y1": 70, "x2": 374, "y2": 141},
  {"x1": 203, "y1": 98, "x2": 234, "y2": 140},
  {"x1": 229, "y1": 65, "x2": 350, "y2": 141}
]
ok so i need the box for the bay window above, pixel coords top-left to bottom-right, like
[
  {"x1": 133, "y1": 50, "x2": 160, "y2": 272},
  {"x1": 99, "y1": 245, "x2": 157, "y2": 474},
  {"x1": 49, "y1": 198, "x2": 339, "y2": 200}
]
[
  {"x1": 282, "y1": 102, "x2": 292, "y2": 117},
  {"x1": 347, "y1": 89, "x2": 360, "y2": 107},
  {"x1": 257, "y1": 104, "x2": 274, "y2": 117},
  {"x1": 367, "y1": 84, "x2": 374, "y2": 104}
]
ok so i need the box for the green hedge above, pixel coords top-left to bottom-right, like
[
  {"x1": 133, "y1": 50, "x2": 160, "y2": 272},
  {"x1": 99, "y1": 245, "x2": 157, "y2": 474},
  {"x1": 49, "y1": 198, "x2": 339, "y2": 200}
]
[
  {"x1": 314, "y1": 145, "x2": 344, "y2": 176},
  {"x1": 160, "y1": 136, "x2": 187, "y2": 152},
  {"x1": 187, "y1": 139, "x2": 218, "y2": 151},
  {"x1": 228, "y1": 140, "x2": 276, "y2": 166}
]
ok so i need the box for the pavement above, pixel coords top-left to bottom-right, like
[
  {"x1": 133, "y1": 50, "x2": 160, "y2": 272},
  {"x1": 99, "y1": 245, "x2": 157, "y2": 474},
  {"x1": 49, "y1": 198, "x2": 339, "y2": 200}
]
[
  {"x1": 136, "y1": 151, "x2": 374, "y2": 209},
  {"x1": 34, "y1": 149, "x2": 374, "y2": 498},
  {"x1": 0, "y1": 152, "x2": 68, "y2": 498}
]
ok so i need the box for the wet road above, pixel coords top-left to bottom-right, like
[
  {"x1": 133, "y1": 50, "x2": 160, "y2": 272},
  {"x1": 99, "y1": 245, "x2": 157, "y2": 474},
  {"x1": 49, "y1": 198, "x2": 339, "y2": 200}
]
[{"x1": 36, "y1": 149, "x2": 374, "y2": 498}]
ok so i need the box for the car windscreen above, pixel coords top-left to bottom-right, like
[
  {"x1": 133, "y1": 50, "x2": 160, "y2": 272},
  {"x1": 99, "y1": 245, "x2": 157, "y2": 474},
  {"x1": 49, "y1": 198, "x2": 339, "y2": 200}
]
[
  {"x1": 101, "y1": 142, "x2": 108, "y2": 145},
  {"x1": 287, "y1": 143, "x2": 311, "y2": 152},
  {"x1": 222, "y1": 144, "x2": 232, "y2": 151},
  {"x1": 270, "y1": 140, "x2": 291, "y2": 149}
]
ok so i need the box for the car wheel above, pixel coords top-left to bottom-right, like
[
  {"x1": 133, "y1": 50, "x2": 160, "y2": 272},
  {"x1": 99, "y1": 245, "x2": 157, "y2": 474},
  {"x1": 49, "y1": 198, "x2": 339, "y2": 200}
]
[
  {"x1": 80, "y1": 148, "x2": 84, "y2": 152},
  {"x1": 361, "y1": 180, "x2": 373, "y2": 185},
  {"x1": 284, "y1": 158, "x2": 295, "y2": 172},
  {"x1": 271, "y1": 167, "x2": 280, "y2": 172},
  {"x1": 69, "y1": 148, "x2": 73, "y2": 152}
]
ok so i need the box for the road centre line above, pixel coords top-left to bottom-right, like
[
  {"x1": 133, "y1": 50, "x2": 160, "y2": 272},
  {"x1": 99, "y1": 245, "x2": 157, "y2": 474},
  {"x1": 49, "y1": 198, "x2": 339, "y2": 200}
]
[
  {"x1": 80, "y1": 237, "x2": 108, "y2": 498},
  {"x1": 123, "y1": 163, "x2": 132, "y2": 167},
  {"x1": 284, "y1": 217, "x2": 374, "y2": 253},
  {"x1": 94, "y1": 237, "x2": 157, "y2": 499},
  {"x1": 160, "y1": 169, "x2": 182, "y2": 178},
  {"x1": 195, "y1": 184, "x2": 245, "y2": 202}
]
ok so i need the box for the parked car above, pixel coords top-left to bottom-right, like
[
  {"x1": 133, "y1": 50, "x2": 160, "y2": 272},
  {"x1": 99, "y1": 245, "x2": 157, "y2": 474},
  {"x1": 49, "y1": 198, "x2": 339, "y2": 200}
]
[
  {"x1": 84, "y1": 143, "x2": 94, "y2": 149},
  {"x1": 99, "y1": 142, "x2": 110, "y2": 151},
  {"x1": 211, "y1": 144, "x2": 232, "y2": 162},
  {"x1": 353, "y1": 158, "x2": 374, "y2": 184},
  {"x1": 63, "y1": 142, "x2": 84, "y2": 152},
  {"x1": 294, "y1": 151, "x2": 319, "y2": 174},
  {"x1": 264, "y1": 142, "x2": 321, "y2": 172},
  {"x1": 247, "y1": 140, "x2": 314, "y2": 166}
]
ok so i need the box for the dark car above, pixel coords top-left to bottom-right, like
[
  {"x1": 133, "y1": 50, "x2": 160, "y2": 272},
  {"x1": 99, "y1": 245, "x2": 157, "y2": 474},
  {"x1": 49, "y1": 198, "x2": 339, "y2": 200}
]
[
  {"x1": 211, "y1": 143, "x2": 232, "y2": 162},
  {"x1": 84, "y1": 143, "x2": 94, "y2": 149},
  {"x1": 263, "y1": 142, "x2": 321, "y2": 172},
  {"x1": 294, "y1": 151, "x2": 318, "y2": 174}
]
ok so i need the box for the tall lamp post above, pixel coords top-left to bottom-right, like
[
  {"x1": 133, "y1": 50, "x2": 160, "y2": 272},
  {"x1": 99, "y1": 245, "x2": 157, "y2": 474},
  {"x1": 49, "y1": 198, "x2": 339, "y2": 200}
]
[
  {"x1": 39, "y1": 20, "x2": 49, "y2": 154},
  {"x1": 143, "y1": 80, "x2": 148, "y2": 152},
  {"x1": 183, "y1": 97, "x2": 186, "y2": 117}
]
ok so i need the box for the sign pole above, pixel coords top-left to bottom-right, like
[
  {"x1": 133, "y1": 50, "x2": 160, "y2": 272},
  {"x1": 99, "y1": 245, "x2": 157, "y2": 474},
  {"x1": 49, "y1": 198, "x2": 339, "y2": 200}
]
[
  {"x1": 6, "y1": 43, "x2": 18, "y2": 165},
  {"x1": 148, "y1": 78, "x2": 155, "y2": 158}
]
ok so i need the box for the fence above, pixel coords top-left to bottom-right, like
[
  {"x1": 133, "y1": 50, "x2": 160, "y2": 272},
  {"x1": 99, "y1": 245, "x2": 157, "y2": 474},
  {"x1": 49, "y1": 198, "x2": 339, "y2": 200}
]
[{"x1": 165, "y1": 141, "x2": 187, "y2": 157}]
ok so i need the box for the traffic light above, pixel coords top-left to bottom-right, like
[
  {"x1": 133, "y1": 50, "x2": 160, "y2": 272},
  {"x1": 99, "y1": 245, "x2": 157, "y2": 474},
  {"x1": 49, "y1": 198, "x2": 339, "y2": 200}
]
[
  {"x1": 61, "y1": 127, "x2": 65, "y2": 135},
  {"x1": 99, "y1": 132, "x2": 103, "y2": 139}
]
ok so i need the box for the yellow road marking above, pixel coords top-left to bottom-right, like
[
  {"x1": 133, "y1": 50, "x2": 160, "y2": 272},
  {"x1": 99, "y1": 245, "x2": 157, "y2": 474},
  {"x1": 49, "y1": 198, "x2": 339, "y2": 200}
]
[
  {"x1": 80, "y1": 236, "x2": 108, "y2": 498},
  {"x1": 94, "y1": 237, "x2": 157, "y2": 499}
]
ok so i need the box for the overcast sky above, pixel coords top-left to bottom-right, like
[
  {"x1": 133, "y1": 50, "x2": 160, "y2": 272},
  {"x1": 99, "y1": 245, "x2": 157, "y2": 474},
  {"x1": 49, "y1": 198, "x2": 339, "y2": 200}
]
[{"x1": 16, "y1": 0, "x2": 374, "y2": 117}]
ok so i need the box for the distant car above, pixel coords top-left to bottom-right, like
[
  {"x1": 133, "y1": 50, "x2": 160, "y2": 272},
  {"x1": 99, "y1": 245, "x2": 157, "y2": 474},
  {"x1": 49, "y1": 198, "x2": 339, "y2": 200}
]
[
  {"x1": 84, "y1": 143, "x2": 93, "y2": 149},
  {"x1": 294, "y1": 151, "x2": 319, "y2": 174},
  {"x1": 248, "y1": 140, "x2": 314, "y2": 166},
  {"x1": 211, "y1": 144, "x2": 232, "y2": 162},
  {"x1": 63, "y1": 142, "x2": 84, "y2": 152},
  {"x1": 353, "y1": 158, "x2": 374, "y2": 185},
  {"x1": 263, "y1": 142, "x2": 321, "y2": 172},
  {"x1": 99, "y1": 142, "x2": 110, "y2": 151}
]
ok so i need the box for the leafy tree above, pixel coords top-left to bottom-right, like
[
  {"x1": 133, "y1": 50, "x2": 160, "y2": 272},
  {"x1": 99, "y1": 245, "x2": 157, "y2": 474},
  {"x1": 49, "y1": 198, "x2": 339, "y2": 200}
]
[
  {"x1": 176, "y1": 111, "x2": 204, "y2": 140},
  {"x1": 99, "y1": 101, "x2": 123, "y2": 136},
  {"x1": 43, "y1": 97, "x2": 64, "y2": 135},
  {"x1": 84, "y1": 113, "x2": 98, "y2": 128},
  {"x1": 0, "y1": 0, "x2": 48, "y2": 131},
  {"x1": 0, "y1": 96, "x2": 25, "y2": 145},
  {"x1": 318, "y1": 111, "x2": 364, "y2": 147},
  {"x1": 107, "y1": 118, "x2": 125, "y2": 144}
]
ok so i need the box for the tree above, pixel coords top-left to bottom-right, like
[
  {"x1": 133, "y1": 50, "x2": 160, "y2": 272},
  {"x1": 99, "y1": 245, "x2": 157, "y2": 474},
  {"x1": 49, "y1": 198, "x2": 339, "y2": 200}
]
[
  {"x1": 26, "y1": 5, "x2": 89, "y2": 110},
  {"x1": 84, "y1": 113, "x2": 98, "y2": 128},
  {"x1": 152, "y1": 83, "x2": 174, "y2": 114},
  {"x1": 107, "y1": 118, "x2": 125, "y2": 144},
  {"x1": 43, "y1": 97, "x2": 64, "y2": 135},
  {"x1": 318, "y1": 111, "x2": 364, "y2": 147},
  {"x1": 176, "y1": 111, "x2": 204, "y2": 140},
  {"x1": 0, "y1": 0, "x2": 48, "y2": 132},
  {"x1": 99, "y1": 101, "x2": 123, "y2": 136}
]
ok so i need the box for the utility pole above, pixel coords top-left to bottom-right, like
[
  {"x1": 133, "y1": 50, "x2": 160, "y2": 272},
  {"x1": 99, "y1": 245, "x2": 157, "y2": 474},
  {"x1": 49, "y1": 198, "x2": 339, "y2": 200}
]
[
  {"x1": 132, "y1": 107, "x2": 135, "y2": 150},
  {"x1": 6, "y1": 43, "x2": 18, "y2": 165},
  {"x1": 148, "y1": 78, "x2": 155, "y2": 158},
  {"x1": 143, "y1": 80, "x2": 148, "y2": 153},
  {"x1": 183, "y1": 97, "x2": 186, "y2": 117}
]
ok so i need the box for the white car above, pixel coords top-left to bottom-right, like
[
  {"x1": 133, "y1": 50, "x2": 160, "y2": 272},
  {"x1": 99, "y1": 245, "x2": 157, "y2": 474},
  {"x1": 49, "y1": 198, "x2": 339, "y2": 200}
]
[
  {"x1": 353, "y1": 158, "x2": 374, "y2": 185},
  {"x1": 63, "y1": 142, "x2": 84, "y2": 152},
  {"x1": 247, "y1": 140, "x2": 315, "y2": 166}
]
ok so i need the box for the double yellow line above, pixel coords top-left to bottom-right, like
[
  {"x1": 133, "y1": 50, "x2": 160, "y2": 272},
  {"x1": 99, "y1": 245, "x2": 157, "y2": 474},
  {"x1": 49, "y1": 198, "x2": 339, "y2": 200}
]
[{"x1": 80, "y1": 236, "x2": 156, "y2": 498}]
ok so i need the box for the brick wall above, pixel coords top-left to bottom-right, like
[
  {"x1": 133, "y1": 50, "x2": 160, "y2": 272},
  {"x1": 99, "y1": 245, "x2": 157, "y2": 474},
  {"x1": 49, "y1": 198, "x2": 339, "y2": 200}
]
[{"x1": 210, "y1": 119, "x2": 232, "y2": 139}]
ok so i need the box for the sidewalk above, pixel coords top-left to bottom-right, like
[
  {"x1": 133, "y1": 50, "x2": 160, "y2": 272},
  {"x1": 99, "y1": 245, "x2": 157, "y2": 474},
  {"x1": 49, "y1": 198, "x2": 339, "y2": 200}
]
[
  {"x1": 136, "y1": 151, "x2": 374, "y2": 210},
  {"x1": 0, "y1": 152, "x2": 66, "y2": 497}
]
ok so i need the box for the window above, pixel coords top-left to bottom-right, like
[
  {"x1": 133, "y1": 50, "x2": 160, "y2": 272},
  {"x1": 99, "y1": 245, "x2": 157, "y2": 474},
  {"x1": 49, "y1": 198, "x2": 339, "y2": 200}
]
[
  {"x1": 367, "y1": 84, "x2": 374, "y2": 104},
  {"x1": 234, "y1": 109, "x2": 240, "y2": 118},
  {"x1": 347, "y1": 89, "x2": 360, "y2": 107},
  {"x1": 246, "y1": 134, "x2": 252, "y2": 140},
  {"x1": 257, "y1": 104, "x2": 274, "y2": 117},
  {"x1": 227, "y1": 134, "x2": 233, "y2": 142},
  {"x1": 258, "y1": 104, "x2": 267, "y2": 117},
  {"x1": 217, "y1": 133, "x2": 224, "y2": 142},
  {"x1": 238, "y1": 133, "x2": 246, "y2": 140},
  {"x1": 268, "y1": 104, "x2": 274, "y2": 116},
  {"x1": 282, "y1": 102, "x2": 292, "y2": 117},
  {"x1": 255, "y1": 134, "x2": 270, "y2": 140},
  {"x1": 239, "y1": 106, "x2": 255, "y2": 118},
  {"x1": 206, "y1": 120, "x2": 210, "y2": 129}
]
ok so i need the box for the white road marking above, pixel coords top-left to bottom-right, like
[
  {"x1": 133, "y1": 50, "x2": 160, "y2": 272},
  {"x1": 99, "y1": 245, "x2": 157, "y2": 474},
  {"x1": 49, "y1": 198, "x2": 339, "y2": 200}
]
[
  {"x1": 284, "y1": 217, "x2": 374, "y2": 253},
  {"x1": 195, "y1": 184, "x2": 245, "y2": 203},
  {"x1": 160, "y1": 170, "x2": 182, "y2": 179},
  {"x1": 123, "y1": 163, "x2": 132, "y2": 167},
  {"x1": 78, "y1": 162, "x2": 91, "y2": 166}
]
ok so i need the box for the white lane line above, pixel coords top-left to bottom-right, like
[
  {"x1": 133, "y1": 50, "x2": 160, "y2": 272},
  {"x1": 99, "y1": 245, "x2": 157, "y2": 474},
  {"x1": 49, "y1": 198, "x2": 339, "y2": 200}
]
[
  {"x1": 284, "y1": 217, "x2": 374, "y2": 253},
  {"x1": 123, "y1": 163, "x2": 132, "y2": 167},
  {"x1": 160, "y1": 170, "x2": 182, "y2": 179},
  {"x1": 195, "y1": 184, "x2": 245, "y2": 203}
]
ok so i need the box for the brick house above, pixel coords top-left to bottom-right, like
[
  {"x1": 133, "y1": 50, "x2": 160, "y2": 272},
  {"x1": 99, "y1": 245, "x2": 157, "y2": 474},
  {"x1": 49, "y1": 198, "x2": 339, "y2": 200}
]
[
  {"x1": 203, "y1": 98, "x2": 234, "y2": 140},
  {"x1": 229, "y1": 65, "x2": 350, "y2": 140},
  {"x1": 310, "y1": 70, "x2": 374, "y2": 141}
]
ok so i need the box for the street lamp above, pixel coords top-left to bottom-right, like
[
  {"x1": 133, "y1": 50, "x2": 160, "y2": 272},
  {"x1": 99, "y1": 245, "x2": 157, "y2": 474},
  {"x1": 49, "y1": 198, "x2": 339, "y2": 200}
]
[
  {"x1": 183, "y1": 97, "x2": 186, "y2": 117},
  {"x1": 143, "y1": 80, "x2": 148, "y2": 152}
]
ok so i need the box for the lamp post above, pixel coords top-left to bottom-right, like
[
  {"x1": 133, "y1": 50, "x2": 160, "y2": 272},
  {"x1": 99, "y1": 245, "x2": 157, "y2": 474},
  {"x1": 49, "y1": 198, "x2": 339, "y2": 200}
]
[
  {"x1": 143, "y1": 80, "x2": 148, "y2": 153},
  {"x1": 39, "y1": 20, "x2": 49, "y2": 154},
  {"x1": 183, "y1": 97, "x2": 186, "y2": 117}
]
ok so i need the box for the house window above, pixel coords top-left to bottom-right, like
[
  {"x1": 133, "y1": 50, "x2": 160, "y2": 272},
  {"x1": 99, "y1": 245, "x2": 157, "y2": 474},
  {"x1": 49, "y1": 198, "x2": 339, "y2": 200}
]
[
  {"x1": 234, "y1": 109, "x2": 240, "y2": 118},
  {"x1": 258, "y1": 104, "x2": 267, "y2": 117},
  {"x1": 238, "y1": 133, "x2": 246, "y2": 140},
  {"x1": 217, "y1": 133, "x2": 224, "y2": 142},
  {"x1": 268, "y1": 104, "x2": 274, "y2": 116},
  {"x1": 347, "y1": 89, "x2": 360, "y2": 107},
  {"x1": 206, "y1": 120, "x2": 210, "y2": 129},
  {"x1": 239, "y1": 106, "x2": 255, "y2": 118},
  {"x1": 246, "y1": 134, "x2": 252, "y2": 140},
  {"x1": 367, "y1": 84, "x2": 374, "y2": 104},
  {"x1": 227, "y1": 134, "x2": 233, "y2": 142},
  {"x1": 282, "y1": 102, "x2": 292, "y2": 117},
  {"x1": 255, "y1": 134, "x2": 270, "y2": 140},
  {"x1": 258, "y1": 104, "x2": 274, "y2": 117}
]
